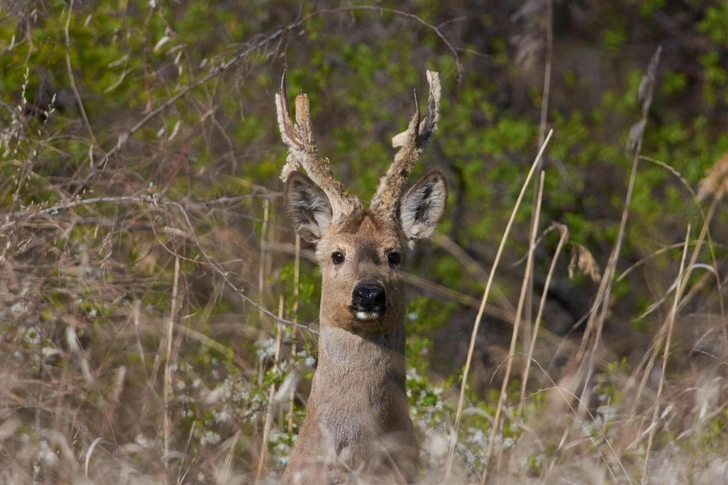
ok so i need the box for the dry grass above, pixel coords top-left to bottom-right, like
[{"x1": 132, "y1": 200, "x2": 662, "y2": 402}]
[
  {"x1": 2, "y1": 105, "x2": 728, "y2": 485},
  {"x1": 1, "y1": 5, "x2": 727, "y2": 485}
]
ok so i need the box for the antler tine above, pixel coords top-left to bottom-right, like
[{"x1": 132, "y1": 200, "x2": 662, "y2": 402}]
[
  {"x1": 275, "y1": 71, "x2": 362, "y2": 222},
  {"x1": 371, "y1": 70, "x2": 441, "y2": 219},
  {"x1": 278, "y1": 70, "x2": 303, "y2": 150}
]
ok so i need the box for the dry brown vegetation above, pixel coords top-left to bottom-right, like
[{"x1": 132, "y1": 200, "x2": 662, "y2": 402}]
[{"x1": 1, "y1": 1, "x2": 728, "y2": 484}]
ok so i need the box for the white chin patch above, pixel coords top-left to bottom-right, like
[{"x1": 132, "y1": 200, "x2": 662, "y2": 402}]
[{"x1": 355, "y1": 311, "x2": 381, "y2": 321}]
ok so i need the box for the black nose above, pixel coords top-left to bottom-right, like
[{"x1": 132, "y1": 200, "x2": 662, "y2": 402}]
[{"x1": 352, "y1": 284, "x2": 386, "y2": 311}]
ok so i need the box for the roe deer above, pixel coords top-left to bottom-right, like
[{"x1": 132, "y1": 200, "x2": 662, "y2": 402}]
[{"x1": 276, "y1": 70, "x2": 447, "y2": 484}]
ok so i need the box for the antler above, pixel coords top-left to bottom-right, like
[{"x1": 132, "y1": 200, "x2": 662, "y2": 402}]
[
  {"x1": 276, "y1": 71, "x2": 362, "y2": 223},
  {"x1": 370, "y1": 70, "x2": 441, "y2": 219}
]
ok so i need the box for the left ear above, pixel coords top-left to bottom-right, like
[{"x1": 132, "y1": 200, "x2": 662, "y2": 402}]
[{"x1": 399, "y1": 169, "x2": 448, "y2": 241}]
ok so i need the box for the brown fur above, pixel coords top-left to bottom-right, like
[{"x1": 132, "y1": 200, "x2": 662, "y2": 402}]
[
  {"x1": 277, "y1": 71, "x2": 447, "y2": 484},
  {"x1": 284, "y1": 212, "x2": 417, "y2": 484}
]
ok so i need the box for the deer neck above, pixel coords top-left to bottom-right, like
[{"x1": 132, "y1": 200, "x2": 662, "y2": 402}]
[{"x1": 316, "y1": 322, "x2": 406, "y2": 378}]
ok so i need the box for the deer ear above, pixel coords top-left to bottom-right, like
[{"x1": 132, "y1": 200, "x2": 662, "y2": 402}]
[
  {"x1": 284, "y1": 171, "x2": 333, "y2": 243},
  {"x1": 399, "y1": 169, "x2": 447, "y2": 242}
]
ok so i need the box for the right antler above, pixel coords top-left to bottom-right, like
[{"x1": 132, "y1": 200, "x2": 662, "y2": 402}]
[
  {"x1": 370, "y1": 70, "x2": 441, "y2": 220},
  {"x1": 276, "y1": 71, "x2": 362, "y2": 223}
]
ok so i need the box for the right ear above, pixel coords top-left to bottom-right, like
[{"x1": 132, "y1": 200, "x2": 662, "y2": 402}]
[{"x1": 284, "y1": 171, "x2": 332, "y2": 243}]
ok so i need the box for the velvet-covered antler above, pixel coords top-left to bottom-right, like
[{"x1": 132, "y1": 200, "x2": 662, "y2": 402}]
[
  {"x1": 276, "y1": 71, "x2": 362, "y2": 223},
  {"x1": 370, "y1": 70, "x2": 441, "y2": 220}
]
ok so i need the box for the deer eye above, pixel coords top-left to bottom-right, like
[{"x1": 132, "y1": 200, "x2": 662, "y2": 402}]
[
  {"x1": 387, "y1": 252, "x2": 401, "y2": 266},
  {"x1": 331, "y1": 251, "x2": 345, "y2": 265}
]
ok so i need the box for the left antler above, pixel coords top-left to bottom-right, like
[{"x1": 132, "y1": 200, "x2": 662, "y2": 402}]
[
  {"x1": 276, "y1": 71, "x2": 362, "y2": 223},
  {"x1": 370, "y1": 70, "x2": 441, "y2": 219}
]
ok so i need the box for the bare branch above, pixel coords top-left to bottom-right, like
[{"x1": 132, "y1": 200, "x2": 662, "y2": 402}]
[{"x1": 73, "y1": 6, "x2": 461, "y2": 198}]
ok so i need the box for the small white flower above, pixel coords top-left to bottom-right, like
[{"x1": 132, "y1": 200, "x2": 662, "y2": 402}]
[
  {"x1": 233, "y1": 384, "x2": 249, "y2": 403},
  {"x1": 201, "y1": 431, "x2": 220, "y2": 445},
  {"x1": 213, "y1": 410, "x2": 230, "y2": 423},
  {"x1": 468, "y1": 429, "x2": 488, "y2": 448},
  {"x1": 256, "y1": 338, "x2": 277, "y2": 360}
]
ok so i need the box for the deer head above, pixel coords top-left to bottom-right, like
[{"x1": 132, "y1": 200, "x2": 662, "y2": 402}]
[{"x1": 277, "y1": 70, "x2": 447, "y2": 335}]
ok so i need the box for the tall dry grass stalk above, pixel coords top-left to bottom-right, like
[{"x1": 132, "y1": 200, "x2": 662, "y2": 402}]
[
  {"x1": 641, "y1": 225, "x2": 690, "y2": 483},
  {"x1": 524, "y1": 0, "x2": 553, "y2": 344},
  {"x1": 480, "y1": 171, "x2": 545, "y2": 484},
  {"x1": 163, "y1": 256, "x2": 181, "y2": 470},
  {"x1": 444, "y1": 129, "x2": 553, "y2": 479},
  {"x1": 259, "y1": 198, "x2": 270, "y2": 325},
  {"x1": 518, "y1": 221, "x2": 568, "y2": 416},
  {"x1": 577, "y1": 46, "x2": 662, "y2": 407},
  {"x1": 288, "y1": 234, "x2": 301, "y2": 434}
]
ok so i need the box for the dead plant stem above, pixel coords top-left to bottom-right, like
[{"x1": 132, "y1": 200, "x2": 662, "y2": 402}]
[
  {"x1": 288, "y1": 234, "x2": 301, "y2": 433},
  {"x1": 163, "y1": 256, "x2": 180, "y2": 470},
  {"x1": 518, "y1": 222, "x2": 568, "y2": 416},
  {"x1": 255, "y1": 297, "x2": 284, "y2": 483},
  {"x1": 481, "y1": 171, "x2": 545, "y2": 484},
  {"x1": 259, "y1": 199, "x2": 270, "y2": 325},
  {"x1": 525, "y1": 0, "x2": 553, "y2": 344}
]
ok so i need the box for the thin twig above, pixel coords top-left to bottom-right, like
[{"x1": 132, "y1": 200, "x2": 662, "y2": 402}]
[
  {"x1": 64, "y1": 0, "x2": 101, "y2": 150},
  {"x1": 157, "y1": 200, "x2": 317, "y2": 333},
  {"x1": 0, "y1": 190, "x2": 310, "y2": 331}
]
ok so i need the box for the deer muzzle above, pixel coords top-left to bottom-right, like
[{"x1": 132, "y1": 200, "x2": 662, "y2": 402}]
[{"x1": 351, "y1": 284, "x2": 386, "y2": 320}]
